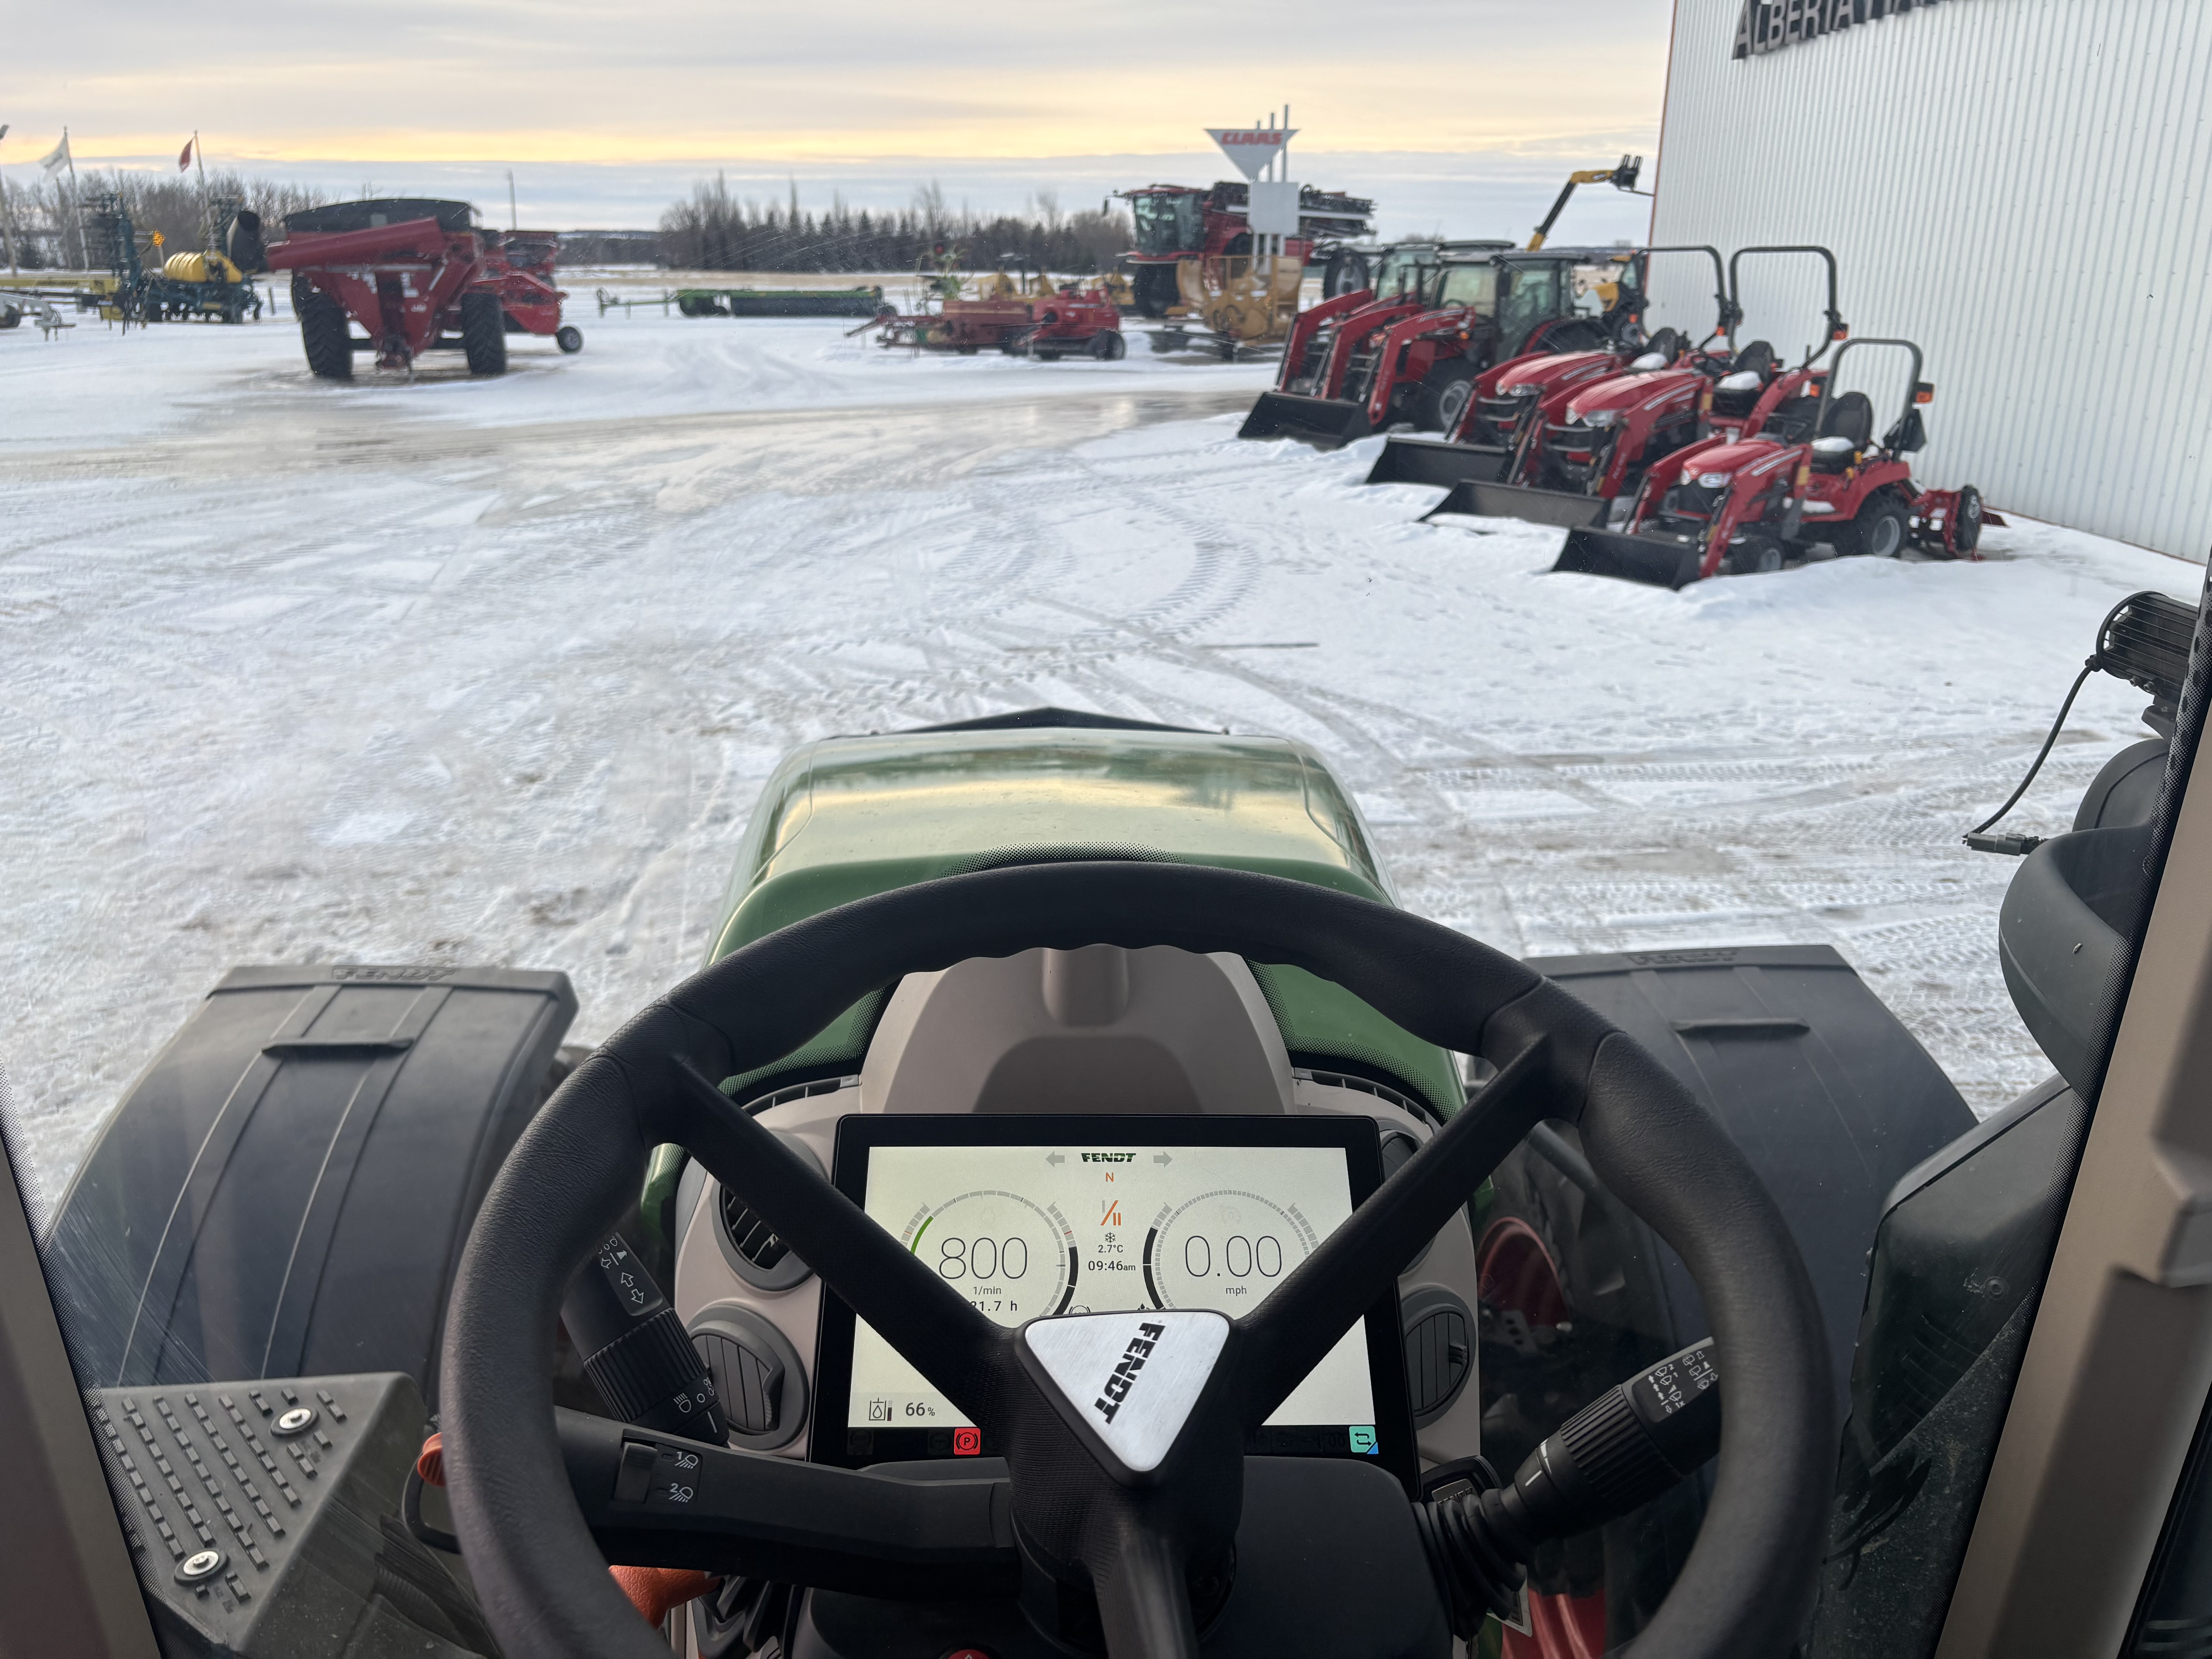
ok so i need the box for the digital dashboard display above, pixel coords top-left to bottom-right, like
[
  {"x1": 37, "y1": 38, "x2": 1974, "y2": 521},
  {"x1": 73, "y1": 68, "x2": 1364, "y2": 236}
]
[{"x1": 814, "y1": 1115, "x2": 1416, "y2": 1486}]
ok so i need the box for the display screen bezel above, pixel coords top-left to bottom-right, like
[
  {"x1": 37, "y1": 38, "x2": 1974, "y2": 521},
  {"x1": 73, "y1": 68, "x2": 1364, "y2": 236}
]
[{"x1": 812, "y1": 1112, "x2": 1419, "y2": 1491}]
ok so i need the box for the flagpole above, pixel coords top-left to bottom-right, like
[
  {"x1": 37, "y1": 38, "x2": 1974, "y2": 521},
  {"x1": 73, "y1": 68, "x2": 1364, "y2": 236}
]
[
  {"x1": 64, "y1": 126, "x2": 82, "y2": 272},
  {"x1": 194, "y1": 131, "x2": 208, "y2": 252}
]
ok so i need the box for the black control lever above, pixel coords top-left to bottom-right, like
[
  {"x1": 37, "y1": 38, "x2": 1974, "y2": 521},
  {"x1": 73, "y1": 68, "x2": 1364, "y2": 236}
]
[
  {"x1": 563, "y1": 1233, "x2": 728, "y2": 1444},
  {"x1": 1416, "y1": 1337, "x2": 1721, "y2": 1635}
]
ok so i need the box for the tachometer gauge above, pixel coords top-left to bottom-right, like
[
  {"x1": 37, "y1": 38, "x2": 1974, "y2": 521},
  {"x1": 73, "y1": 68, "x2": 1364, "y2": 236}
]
[
  {"x1": 897, "y1": 1189, "x2": 1074, "y2": 1323},
  {"x1": 1145, "y1": 1188, "x2": 1321, "y2": 1314}
]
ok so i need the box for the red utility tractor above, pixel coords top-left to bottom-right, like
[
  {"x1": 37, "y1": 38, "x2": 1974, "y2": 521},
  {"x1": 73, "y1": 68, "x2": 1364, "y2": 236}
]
[
  {"x1": 1115, "y1": 180, "x2": 1375, "y2": 316},
  {"x1": 1238, "y1": 244, "x2": 1640, "y2": 449},
  {"x1": 1365, "y1": 244, "x2": 1735, "y2": 489},
  {"x1": 864, "y1": 286, "x2": 1126, "y2": 359},
  {"x1": 266, "y1": 198, "x2": 580, "y2": 380},
  {"x1": 1554, "y1": 337, "x2": 2001, "y2": 587},
  {"x1": 1411, "y1": 244, "x2": 1840, "y2": 524}
]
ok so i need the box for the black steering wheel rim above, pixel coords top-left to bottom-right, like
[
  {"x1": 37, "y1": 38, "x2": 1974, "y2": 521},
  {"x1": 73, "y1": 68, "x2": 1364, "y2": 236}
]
[{"x1": 440, "y1": 860, "x2": 1833, "y2": 1658}]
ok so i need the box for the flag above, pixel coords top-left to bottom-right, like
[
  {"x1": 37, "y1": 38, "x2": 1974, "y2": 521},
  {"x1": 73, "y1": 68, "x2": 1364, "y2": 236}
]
[
  {"x1": 178, "y1": 137, "x2": 193, "y2": 172},
  {"x1": 38, "y1": 133, "x2": 69, "y2": 174}
]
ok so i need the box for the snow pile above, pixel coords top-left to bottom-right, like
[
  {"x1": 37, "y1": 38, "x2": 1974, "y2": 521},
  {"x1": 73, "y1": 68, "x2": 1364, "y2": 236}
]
[{"x1": 0, "y1": 311, "x2": 2196, "y2": 1206}]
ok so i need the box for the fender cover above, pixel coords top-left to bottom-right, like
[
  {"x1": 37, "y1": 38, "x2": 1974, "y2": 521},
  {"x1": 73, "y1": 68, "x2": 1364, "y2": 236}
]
[{"x1": 43, "y1": 964, "x2": 576, "y2": 1405}]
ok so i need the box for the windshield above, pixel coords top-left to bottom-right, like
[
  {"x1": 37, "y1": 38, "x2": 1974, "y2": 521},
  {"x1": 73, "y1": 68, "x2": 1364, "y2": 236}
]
[
  {"x1": 4, "y1": 26, "x2": 2208, "y2": 1659},
  {"x1": 1435, "y1": 262, "x2": 1497, "y2": 312},
  {"x1": 1130, "y1": 190, "x2": 1204, "y2": 256}
]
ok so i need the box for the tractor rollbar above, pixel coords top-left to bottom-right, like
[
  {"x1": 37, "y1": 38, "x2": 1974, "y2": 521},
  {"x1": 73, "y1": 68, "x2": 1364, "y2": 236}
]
[
  {"x1": 1725, "y1": 245, "x2": 1848, "y2": 367},
  {"x1": 1775, "y1": 336, "x2": 1929, "y2": 545},
  {"x1": 1637, "y1": 245, "x2": 1737, "y2": 348}
]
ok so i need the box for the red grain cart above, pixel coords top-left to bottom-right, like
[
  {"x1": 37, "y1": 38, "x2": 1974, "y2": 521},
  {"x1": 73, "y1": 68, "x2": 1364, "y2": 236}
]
[{"x1": 266, "y1": 198, "x2": 581, "y2": 380}]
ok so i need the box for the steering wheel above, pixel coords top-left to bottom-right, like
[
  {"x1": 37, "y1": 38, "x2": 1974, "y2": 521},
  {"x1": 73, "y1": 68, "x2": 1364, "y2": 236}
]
[{"x1": 439, "y1": 862, "x2": 1833, "y2": 1658}]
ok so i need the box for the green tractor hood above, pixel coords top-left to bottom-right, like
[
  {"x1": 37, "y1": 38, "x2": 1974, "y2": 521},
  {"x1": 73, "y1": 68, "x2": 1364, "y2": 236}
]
[{"x1": 704, "y1": 712, "x2": 1465, "y2": 1115}]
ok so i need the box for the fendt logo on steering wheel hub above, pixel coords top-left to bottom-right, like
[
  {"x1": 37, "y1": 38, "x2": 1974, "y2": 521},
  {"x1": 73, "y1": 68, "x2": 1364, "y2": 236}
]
[{"x1": 1093, "y1": 1321, "x2": 1165, "y2": 1424}]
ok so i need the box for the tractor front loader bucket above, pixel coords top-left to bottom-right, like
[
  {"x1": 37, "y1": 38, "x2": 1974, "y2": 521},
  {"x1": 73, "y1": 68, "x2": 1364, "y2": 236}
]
[
  {"x1": 1237, "y1": 391, "x2": 1374, "y2": 448},
  {"x1": 1426, "y1": 479, "x2": 1611, "y2": 529},
  {"x1": 1553, "y1": 526, "x2": 1707, "y2": 589},
  {"x1": 1364, "y1": 435, "x2": 1512, "y2": 488}
]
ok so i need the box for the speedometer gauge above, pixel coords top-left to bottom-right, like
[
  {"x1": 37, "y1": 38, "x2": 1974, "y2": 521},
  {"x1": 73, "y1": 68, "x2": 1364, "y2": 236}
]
[
  {"x1": 1145, "y1": 1187, "x2": 1321, "y2": 1314},
  {"x1": 896, "y1": 1188, "x2": 1074, "y2": 1324}
]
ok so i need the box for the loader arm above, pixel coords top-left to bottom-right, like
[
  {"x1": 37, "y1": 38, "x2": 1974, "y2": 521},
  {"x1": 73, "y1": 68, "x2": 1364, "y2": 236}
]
[
  {"x1": 1363, "y1": 307, "x2": 1477, "y2": 427},
  {"x1": 1274, "y1": 287, "x2": 1374, "y2": 391},
  {"x1": 1527, "y1": 156, "x2": 1644, "y2": 251}
]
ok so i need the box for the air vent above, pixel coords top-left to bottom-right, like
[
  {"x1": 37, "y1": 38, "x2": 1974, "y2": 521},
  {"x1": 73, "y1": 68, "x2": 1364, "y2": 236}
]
[
  {"x1": 1401, "y1": 1287, "x2": 1475, "y2": 1426},
  {"x1": 694, "y1": 1328, "x2": 784, "y2": 1436},
  {"x1": 720, "y1": 1187, "x2": 792, "y2": 1272},
  {"x1": 689, "y1": 1305, "x2": 808, "y2": 1450}
]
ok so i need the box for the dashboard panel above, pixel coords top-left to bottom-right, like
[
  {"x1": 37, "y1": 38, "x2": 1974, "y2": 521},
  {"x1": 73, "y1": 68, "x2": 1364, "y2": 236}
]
[{"x1": 813, "y1": 1113, "x2": 1417, "y2": 1487}]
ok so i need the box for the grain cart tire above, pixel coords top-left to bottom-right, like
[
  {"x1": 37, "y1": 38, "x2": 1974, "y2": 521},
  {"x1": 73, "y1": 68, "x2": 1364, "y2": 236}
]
[
  {"x1": 1413, "y1": 359, "x2": 1478, "y2": 433},
  {"x1": 1835, "y1": 489, "x2": 1910, "y2": 560},
  {"x1": 0, "y1": 303, "x2": 19, "y2": 329},
  {"x1": 1090, "y1": 330, "x2": 1126, "y2": 360},
  {"x1": 295, "y1": 280, "x2": 353, "y2": 381},
  {"x1": 556, "y1": 325, "x2": 583, "y2": 354},
  {"x1": 462, "y1": 292, "x2": 508, "y2": 376},
  {"x1": 1324, "y1": 247, "x2": 1372, "y2": 299}
]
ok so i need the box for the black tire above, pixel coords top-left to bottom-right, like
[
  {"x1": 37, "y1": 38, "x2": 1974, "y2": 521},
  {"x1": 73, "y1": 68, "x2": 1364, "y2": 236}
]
[
  {"x1": 461, "y1": 292, "x2": 507, "y2": 376},
  {"x1": 1413, "y1": 359, "x2": 1478, "y2": 433},
  {"x1": 1951, "y1": 486, "x2": 1985, "y2": 556},
  {"x1": 1834, "y1": 490, "x2": 1910, "y2": 559},
  {"x1": 1725, "y1": 536, "x2": 1784, "y2": 576},
  {"x1": 0, "y1": 304, "x2": 19, "y2": 330},
  {"x1": 1090, "y1": 330, "x2": 1126, "y2": 361},
  {"x1": 1323, "y1": 248, "x2": 1371, "y2": 299},
  {"x1": 1133, "y1": 264, "x2": 1177, "y2": 318},
  {"x1": 556, "y1": 325, "x2": 583, "y2": 354},
  {"x1": 296, "y1": 280, "x2": 353, "y2": 380}
]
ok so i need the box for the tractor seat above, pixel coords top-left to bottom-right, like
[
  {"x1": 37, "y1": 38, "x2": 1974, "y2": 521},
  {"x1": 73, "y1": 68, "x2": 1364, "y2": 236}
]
[
  {"x1": 1730, "y1": 340, "x2": 1777, "y2": 379},
  {"x1": 1807, "y1": 393, "x2": 1874, "y2": 471},
  {"x1": 1710, "y1": 340, "x2": 1778, "y2": 416}
]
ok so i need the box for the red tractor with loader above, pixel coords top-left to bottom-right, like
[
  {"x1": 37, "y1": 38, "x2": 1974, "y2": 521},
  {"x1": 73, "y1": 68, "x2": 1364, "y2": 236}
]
[
  {"x1": 1553, "y1": 336, "x2": 2001, "y2": 587},
  {"x1": 1401, "y1": 245, "x2": 1840, "y2": 525},
  {"x1": 1115, "y1": 180, "x2": 1375, "y2": 316},
  {"x1": 267, "y1": 198, "x2": 580, "y2": 380},
  {"x1": 1364, "y1": 245, "x2": 1737, "y2": 491},
  {"x1": 1238, "y1": 243, "x2": 1644, "y2": 449}
]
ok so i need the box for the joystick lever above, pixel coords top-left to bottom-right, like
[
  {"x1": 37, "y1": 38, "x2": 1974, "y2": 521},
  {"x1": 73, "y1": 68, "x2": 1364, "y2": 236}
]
[
  {"x1": 1417, "y1": 1337, "x2": 1721, "y2": 1635},
  {"x1": 563, "y1": 1233, "x2": 727, "y2": 1444}
]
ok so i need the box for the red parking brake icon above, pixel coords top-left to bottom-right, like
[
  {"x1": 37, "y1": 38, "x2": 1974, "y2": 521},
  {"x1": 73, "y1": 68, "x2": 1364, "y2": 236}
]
[{"x1": 952, "y1": 1426, "x2": 982, "y2": 1456}]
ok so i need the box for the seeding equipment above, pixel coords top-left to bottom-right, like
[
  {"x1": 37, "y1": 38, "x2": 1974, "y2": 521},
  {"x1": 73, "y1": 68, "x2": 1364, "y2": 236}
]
[
  {"x1": 1237, "y1": 243, "x2": 1638, "y2": 449},
  {"x1": 1553, "y1": 335, "x2": 2001, "y2": 587},
  {"x1": 1116, "y1": 180, "x2": 1374, "y2": 315},
  {"x1": 862, "y1": 282, "x2": 1126, "y2": 359},
  {"x1": 1365, "y1": 245, "x2": 1735, "y2": 490},
  {"x1": 266, "y1": 198, "x2": 580, "y2": 378}
]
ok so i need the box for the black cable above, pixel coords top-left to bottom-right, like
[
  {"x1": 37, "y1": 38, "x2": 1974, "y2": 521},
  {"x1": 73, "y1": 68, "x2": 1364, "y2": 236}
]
[{"x1": 1966, "y1": 660, "x2": 2097, "y2": 842}]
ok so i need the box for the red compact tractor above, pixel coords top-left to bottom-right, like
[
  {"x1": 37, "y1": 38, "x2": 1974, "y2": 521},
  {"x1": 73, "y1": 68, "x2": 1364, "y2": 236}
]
[
  {"x1": 266, "y1": 199, "x2": 579, "y2": 380},
  {"x1": 1238, "y1": 244, "x2": 1636, "y2": 448},
  {"x1": 1554, "y1": 337, "x2": 2002, "y2": 587},
  {"x1": 1115, "y1": 180, "x2": 1375, "y2": 315},
  {"x1": 1365, "y1": 245, "x2": 1736, "y2": 490}
]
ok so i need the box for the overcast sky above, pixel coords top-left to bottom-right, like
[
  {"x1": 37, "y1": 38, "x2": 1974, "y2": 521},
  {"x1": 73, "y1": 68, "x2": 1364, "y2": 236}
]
[{"x1": 6, "y1": 0, "x2": 1674, "y2": 237}]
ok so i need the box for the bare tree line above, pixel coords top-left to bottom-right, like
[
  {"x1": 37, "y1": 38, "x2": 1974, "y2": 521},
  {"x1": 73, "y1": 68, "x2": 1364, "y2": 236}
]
[
  {"x1": 659, "y1": 176, "x2": 1133, "y2": 275},
  {"x1": 2, "y1": 168, "x2": 335, "y2": 269}
]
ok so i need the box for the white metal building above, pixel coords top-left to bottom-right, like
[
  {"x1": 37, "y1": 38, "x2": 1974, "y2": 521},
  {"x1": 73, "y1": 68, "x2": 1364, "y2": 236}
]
[{"x1": 1646, "y1": 0, "x2": 2212, "y2": 560}]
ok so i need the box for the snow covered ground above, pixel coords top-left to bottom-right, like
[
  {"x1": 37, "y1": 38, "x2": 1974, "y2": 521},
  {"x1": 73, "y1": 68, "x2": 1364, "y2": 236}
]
[{"x1": 0, "y1": 306, "x2": 2198, "y2": 1211}]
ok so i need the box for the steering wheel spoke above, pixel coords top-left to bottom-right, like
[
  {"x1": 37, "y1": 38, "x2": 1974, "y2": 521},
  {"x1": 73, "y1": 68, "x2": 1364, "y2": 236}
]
[
  {"x1": 1232, "y1": 1035, "x2": 1559, "y2": 1424},
  {"x1": 1094, "y1": 1525, "x2": 1202, "y2": 1659},
  {"x1": 671, "y1": 1060, "x2": 1010, "y2": 1419}
]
